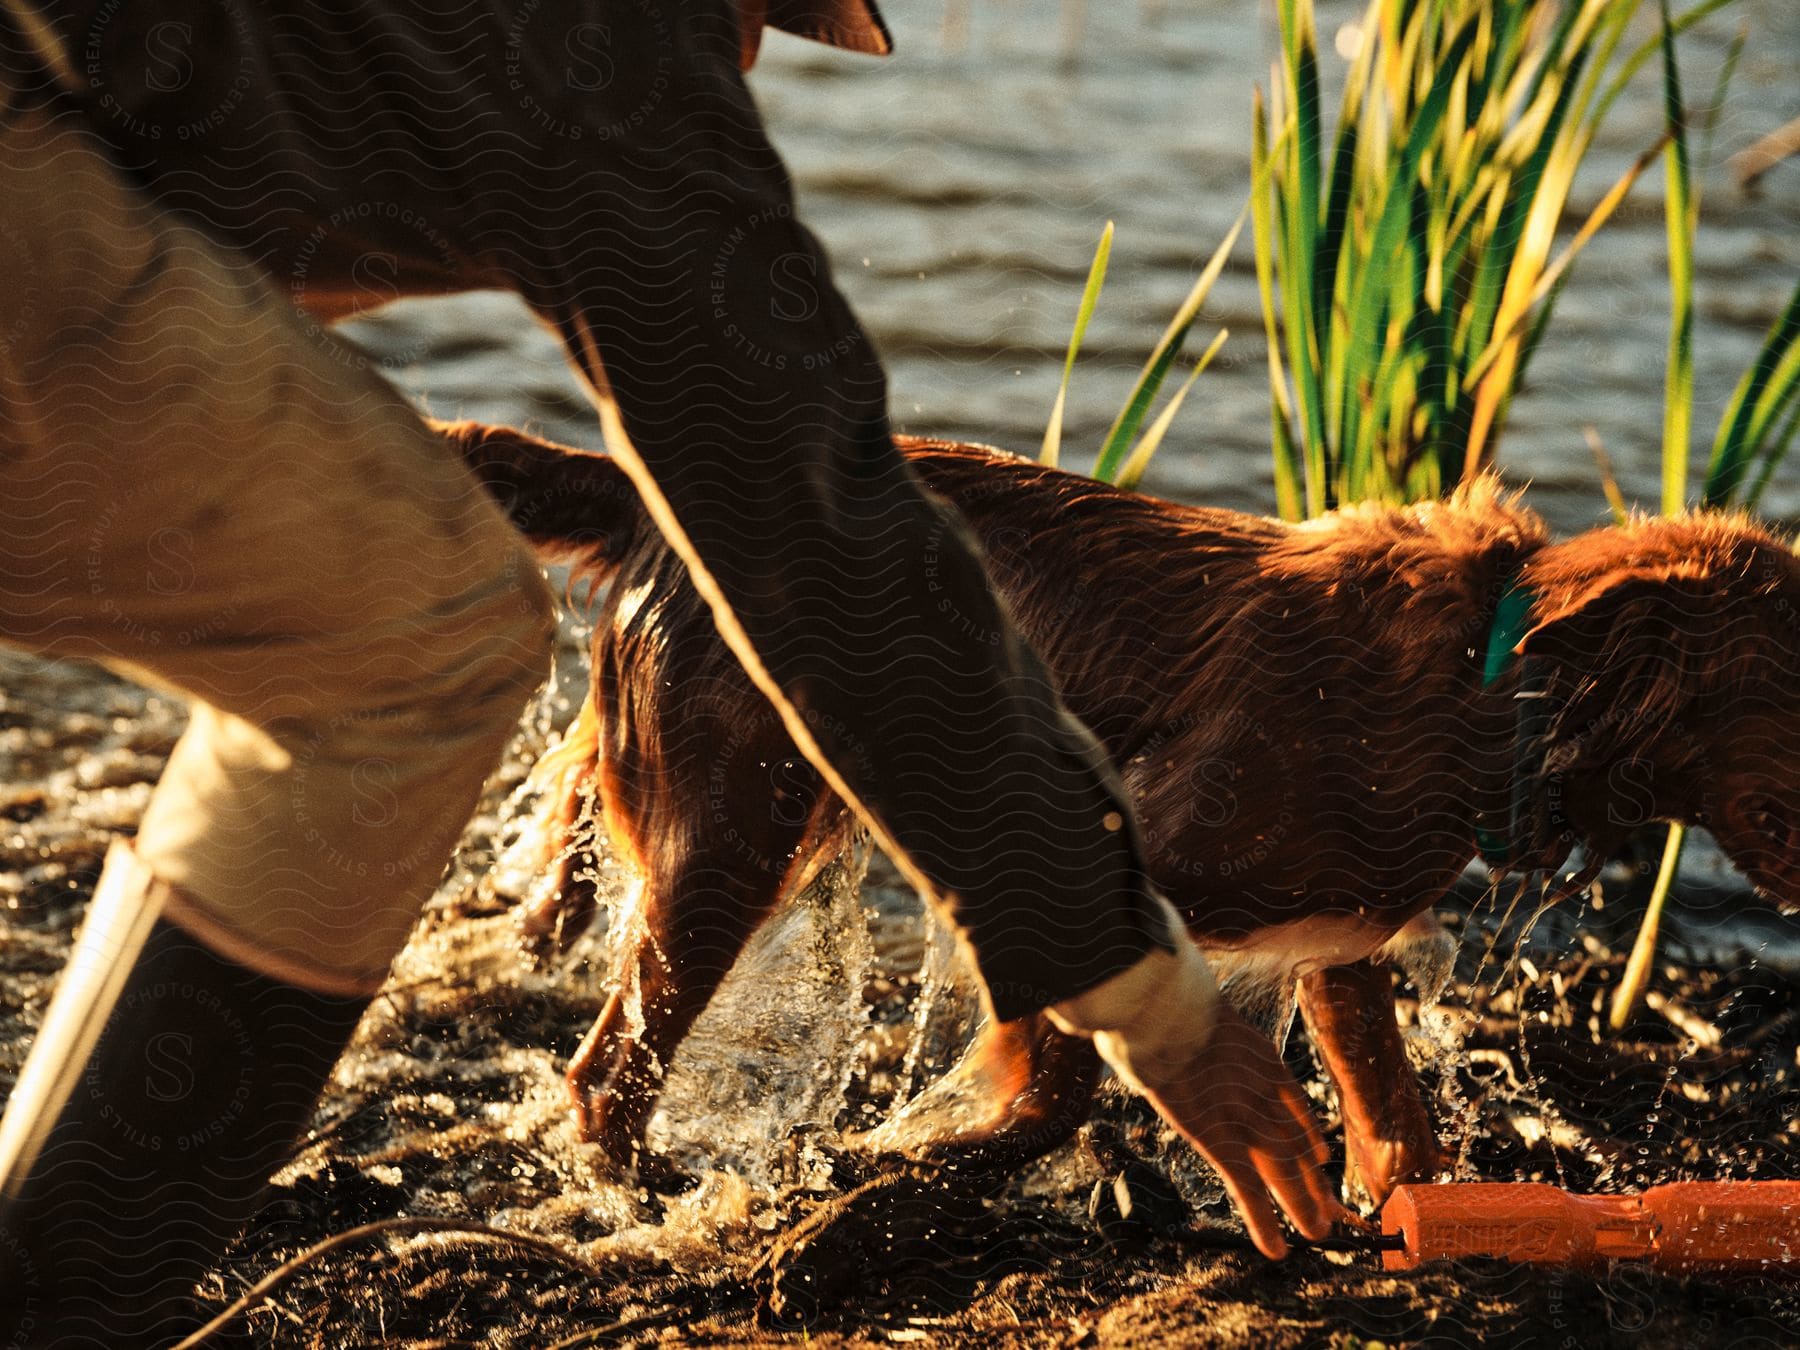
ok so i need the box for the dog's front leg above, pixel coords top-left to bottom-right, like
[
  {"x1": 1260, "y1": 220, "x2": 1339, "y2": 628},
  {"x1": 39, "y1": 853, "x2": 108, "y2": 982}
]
[{"x1": 1295, "y1": 960, "x2": 1441, "y2": 1208}]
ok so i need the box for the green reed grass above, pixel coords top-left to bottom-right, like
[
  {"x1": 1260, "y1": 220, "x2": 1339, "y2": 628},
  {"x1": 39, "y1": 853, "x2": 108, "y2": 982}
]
[
  {"x1": 1042, "y1": 215, "x2": 1240, "y2": 487},
  {"x1": 1702, "y1": 280, "x2": 1800, "y2": 508},
  {"x1": 1251, "y1": 0, "x2": 1743, "y2": 522},
  {"x1": 1041, "y1": 221, "x2": 1114, "y2": 469},
  {"x1": 1614, "y1": 0, "x2": 1699, "y2": 1030}
]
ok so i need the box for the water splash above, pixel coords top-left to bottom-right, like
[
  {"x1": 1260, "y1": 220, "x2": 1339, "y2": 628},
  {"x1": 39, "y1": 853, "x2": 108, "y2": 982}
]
[
  {"x1": 871, "y1": 911, "x2": 984, "y2": 1141},
  {"x1": 649, "y1": 838, "x2": 877, "y2": 1187}
]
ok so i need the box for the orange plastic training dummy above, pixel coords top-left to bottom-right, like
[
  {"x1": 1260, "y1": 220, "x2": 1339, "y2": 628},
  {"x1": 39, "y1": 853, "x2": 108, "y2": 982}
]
[{"x1": 1382, "y1": 1182, "x2": 1800, "y2": 1274}]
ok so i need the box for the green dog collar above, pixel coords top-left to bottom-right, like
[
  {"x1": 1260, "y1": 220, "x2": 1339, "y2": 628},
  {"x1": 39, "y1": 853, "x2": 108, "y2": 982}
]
[
  {"x1": 1475, "y1": 581, "x2": 1537, "y2": 867},
  {"x1": 1482, "y1": 583, "x2": 1535, "y2": 689}
]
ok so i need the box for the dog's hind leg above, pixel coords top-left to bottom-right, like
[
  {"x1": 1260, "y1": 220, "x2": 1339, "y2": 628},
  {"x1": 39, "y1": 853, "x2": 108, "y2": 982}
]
[
  {"x1": 565, "y1": 835, "x2": 804, "y2": 1177},
  {"x1": 1296, "y1": 959, "x2": 1441, "y2": 1207}
]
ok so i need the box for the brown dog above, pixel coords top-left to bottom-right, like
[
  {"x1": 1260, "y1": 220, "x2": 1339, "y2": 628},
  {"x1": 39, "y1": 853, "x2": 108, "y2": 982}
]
[{"x1": 445, "y1": 420, "x2": 1800, "y2": 1202}]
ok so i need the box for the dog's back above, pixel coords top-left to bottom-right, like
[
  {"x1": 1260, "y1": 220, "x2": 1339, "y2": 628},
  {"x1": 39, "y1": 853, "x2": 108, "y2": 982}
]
[{"x1": 454, "y1": 425, "x2": 1550, "y2": 942}]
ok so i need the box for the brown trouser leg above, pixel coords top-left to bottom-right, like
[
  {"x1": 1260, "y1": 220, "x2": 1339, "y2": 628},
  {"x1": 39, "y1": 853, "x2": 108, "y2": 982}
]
[{"x1": 0, "y1": 79, "x2": 556, "y2": 1340}]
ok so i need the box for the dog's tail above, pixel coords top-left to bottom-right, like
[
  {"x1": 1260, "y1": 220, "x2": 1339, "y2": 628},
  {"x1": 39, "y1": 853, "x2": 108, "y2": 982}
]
[{"x1": 433, "y1": 418, "x2": 644, "y2": 577}]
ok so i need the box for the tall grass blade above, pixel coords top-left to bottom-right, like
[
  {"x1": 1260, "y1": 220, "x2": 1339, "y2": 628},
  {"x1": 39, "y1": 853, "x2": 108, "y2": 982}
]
[
  {"x1": 1746, "y1": 391, "x2": 1800, "y2": 509},
  {"x1": 1253, "y1": 88, "x2": 1305, "y2": 521},
  {"x1": 1702, "y1": 279, "x2": 1800, "y2": 505},
  {"x1": 1584, "y1": 426, "x2": 1631, "y2": 523},
  {"x1": 1464, "y1": 132, "x2": 1671, "y2": 388},
  {"x1": 1466, "y1": 36, "x2": 1601, "y2": 475},
  {"x1": 1659, "y1": 0, "x2": 1696, "y2": 516},
  {"x1": 1278, "y1": 0, "x2": 1329, "y2": 514},
  {"x1": 1610, "y1": 823, "x2": 1684, "y2": 1030},
  {"x1": 1591, "y1": 0, "x2": 1741, "y2": 130},
  {"x1": 1696, "y1": 24, "x2": 1746, "y2": 183},
  {"x1": 1614, "y1": 2, "x2": 1701, "y2": 1026},
  {"x1": 1092, "y1": 212, "x2": 1244, "y2": 483},
  {"x1": 1115, "y1": 330, "x2": 1230, "y2": 491},
  {"x1": 1041, "y1": 221, "x2": 1115, "y2": 468}
]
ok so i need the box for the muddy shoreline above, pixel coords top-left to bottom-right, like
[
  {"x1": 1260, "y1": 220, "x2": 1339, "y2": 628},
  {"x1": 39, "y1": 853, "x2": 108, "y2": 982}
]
[{"x1": 4, "y1": 638, "x2": 1798, "y2": 1347}]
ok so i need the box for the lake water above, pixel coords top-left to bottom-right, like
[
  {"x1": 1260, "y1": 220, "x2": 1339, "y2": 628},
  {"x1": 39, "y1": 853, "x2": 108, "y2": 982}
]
[{"x1": 349, "y1": 0, "x2": 1800, "y2": 531}]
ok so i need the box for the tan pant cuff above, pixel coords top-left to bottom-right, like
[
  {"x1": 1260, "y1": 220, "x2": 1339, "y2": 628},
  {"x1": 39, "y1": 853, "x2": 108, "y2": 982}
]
[
  {"x1": 1045, "y1": 893, "x2": 1221, "y2": 1094},
  {"x1": 147, "y1": 852, "x2": 390, "y2": 998}
]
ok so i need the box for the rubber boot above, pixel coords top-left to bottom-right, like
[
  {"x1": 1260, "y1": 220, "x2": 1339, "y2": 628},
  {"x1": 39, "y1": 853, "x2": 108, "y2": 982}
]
[{"x1": 0, "y1": 844, "x2": 370, "y2": 1347}]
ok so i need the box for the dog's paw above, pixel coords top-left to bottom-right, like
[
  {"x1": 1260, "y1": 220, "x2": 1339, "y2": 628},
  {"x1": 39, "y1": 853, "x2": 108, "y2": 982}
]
[
  {"x1": 566, "y1": 1093, "x2": 692, "y2": 1194},
  {"x1": 1343, "y1": 1125, "x2": 1443, "y2": 1210},
  {"x1": 632, "y1": 1149, "x2": 700, "y2": 1197}
]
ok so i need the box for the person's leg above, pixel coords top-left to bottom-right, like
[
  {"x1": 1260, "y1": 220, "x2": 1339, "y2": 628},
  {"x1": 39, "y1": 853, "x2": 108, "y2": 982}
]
[
  {"x1": 0, "y1": 852, "x2": 372, "y2": 1345},
  {"x1": 0, "y1": 92, "x2": 554, "y2": 1340}
]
